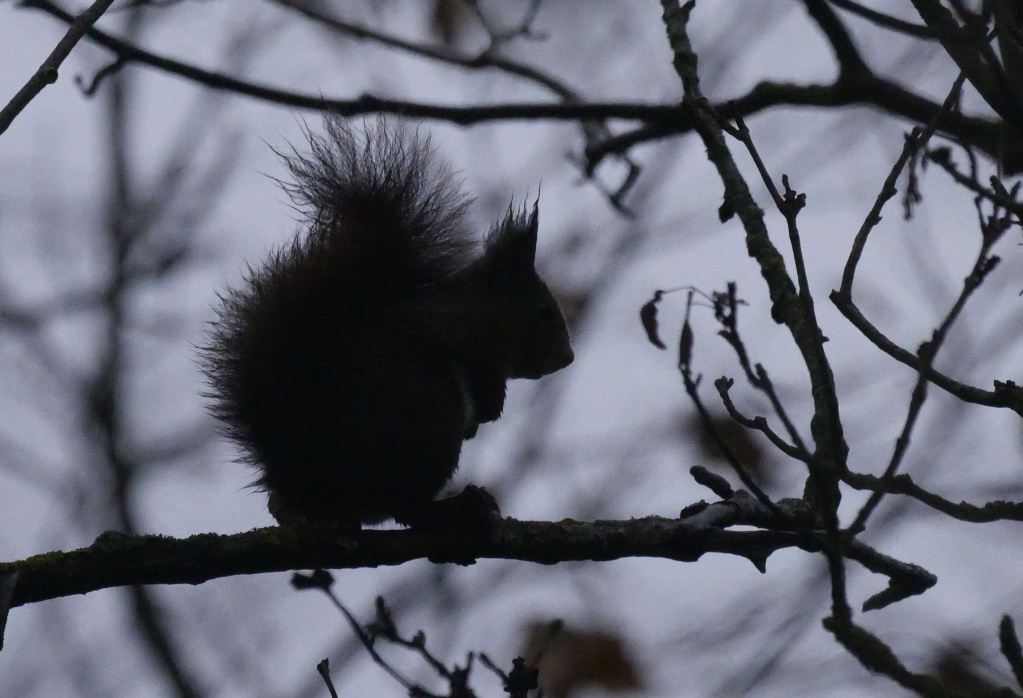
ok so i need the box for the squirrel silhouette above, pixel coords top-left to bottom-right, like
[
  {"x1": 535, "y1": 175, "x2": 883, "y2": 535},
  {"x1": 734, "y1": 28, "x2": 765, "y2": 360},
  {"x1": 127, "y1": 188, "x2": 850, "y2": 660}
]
[{"x1": 202, "y1": 117, "x2": 574, "y2": 528}]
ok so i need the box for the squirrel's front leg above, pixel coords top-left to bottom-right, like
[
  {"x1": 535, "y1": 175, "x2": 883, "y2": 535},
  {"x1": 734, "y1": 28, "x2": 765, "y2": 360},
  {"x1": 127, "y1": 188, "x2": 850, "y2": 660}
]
[{"x1": 394, "y1": 485, "x2": 501, "y2": 530}]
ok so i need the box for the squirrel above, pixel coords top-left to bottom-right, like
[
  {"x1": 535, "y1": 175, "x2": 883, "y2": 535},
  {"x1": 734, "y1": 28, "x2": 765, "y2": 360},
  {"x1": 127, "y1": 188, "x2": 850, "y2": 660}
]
[{"x1": 201, "y1": 116, "x2": 574, "y2": 529}]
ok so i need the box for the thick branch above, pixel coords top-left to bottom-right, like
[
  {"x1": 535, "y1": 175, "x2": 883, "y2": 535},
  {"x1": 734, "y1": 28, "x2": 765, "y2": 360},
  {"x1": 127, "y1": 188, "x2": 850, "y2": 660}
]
[
  {"x1": 911, "y1": 0, "x2": 1023, "y2": 134},
  {"x1": 661, "y1": 0, "x2": 853, "y2": 627},
  {"x1": 3, "y1": 518, "x2": 808, "y2": 609},
  {"x1": 803, "y1": 0, "x2": 870, "y2": 78},
  {"x1": 661, "y1": 1, "x2": 847, "y2": 531}
]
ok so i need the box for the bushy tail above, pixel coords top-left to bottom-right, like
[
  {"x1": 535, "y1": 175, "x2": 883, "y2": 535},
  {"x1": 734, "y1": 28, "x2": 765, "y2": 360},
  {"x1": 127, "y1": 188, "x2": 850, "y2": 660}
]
[
  {"x1": 201, "y1": 116, "x2": 474, "y2": 471},
  {"x1": 279, "y1": 116, "x2": 474, "y2": 300}
]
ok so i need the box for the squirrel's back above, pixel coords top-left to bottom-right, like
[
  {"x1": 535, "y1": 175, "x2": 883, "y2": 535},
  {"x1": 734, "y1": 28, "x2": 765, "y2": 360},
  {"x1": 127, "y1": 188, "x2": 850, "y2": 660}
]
[{"x1": 202, "y1": 117, "x2": 573, "y2": 527}]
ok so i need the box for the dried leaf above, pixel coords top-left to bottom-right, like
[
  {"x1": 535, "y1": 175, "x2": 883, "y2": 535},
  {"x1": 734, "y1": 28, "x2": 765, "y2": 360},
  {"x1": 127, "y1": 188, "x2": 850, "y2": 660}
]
[
  {"x1": 522, "y1": 620, "x2": 643, "y2": 698},
  {"x1": 640, "y1": 290, "x2": 667, "y2": 349}
]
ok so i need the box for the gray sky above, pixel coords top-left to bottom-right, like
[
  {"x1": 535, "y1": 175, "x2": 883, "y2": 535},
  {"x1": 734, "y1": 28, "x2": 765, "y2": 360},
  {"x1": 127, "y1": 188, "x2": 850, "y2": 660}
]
[{"x1": 2, "y1": 2, "x2": 1021, "y2": 696}]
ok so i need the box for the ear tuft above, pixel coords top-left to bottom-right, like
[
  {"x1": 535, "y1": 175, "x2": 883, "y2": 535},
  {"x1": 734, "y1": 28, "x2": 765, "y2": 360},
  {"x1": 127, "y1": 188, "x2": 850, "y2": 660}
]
[{"x1": 484, "y1": 201, "x2": 539, "y2": 275}]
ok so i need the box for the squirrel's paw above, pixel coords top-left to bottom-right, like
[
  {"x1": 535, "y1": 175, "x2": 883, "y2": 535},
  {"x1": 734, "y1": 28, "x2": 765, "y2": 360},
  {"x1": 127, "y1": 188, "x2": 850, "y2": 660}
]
[
  {"x1": 434, "y1": 485, "x2": 501, "y2": 525},
  {"x1": 418, "y1": 485, "x2": 501, "y2": 566},
  {"x1": 398, "y1": 485, "x2": 501, "y2": 530}
]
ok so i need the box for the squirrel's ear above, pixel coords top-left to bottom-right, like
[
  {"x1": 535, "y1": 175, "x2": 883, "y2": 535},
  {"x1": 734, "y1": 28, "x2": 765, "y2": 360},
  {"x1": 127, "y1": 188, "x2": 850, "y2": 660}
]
[
  {"x1": 524, "y1": 200, "x2": 539, "y2": 255},
  {"x1": 485, "y1": 201, "x2": 539, "y2": 276}
]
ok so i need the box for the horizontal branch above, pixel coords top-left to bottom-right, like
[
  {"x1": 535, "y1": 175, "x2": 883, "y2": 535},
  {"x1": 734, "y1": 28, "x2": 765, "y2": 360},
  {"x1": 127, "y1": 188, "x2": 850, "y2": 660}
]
[
  {"x1": 831, "y1": 292, "x2": 1023, "y2": 416},
  {"x1": 24, "y1": 0, "x2": 1018, "y2": 176},
  {"x1": 19, "y1": 0, "x2": 684, "y2": 123},
  {"x1": 4, "y1": 517, "x2": 807, "y2": 609},
  {"x1": 845, "y1": 471, "x2": 1023, "y2": 523}
]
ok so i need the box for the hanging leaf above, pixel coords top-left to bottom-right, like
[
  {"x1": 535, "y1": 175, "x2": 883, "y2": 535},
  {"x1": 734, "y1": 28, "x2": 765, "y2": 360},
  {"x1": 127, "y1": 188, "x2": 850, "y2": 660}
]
[
  {"x1": 640, "y1": 290, "x2": 667, "y2": 349},
  {"x1": 678, "y1": 290, "x2": 695, "y2": 370},
  {"x1": 678, "y1": 318, "x2": 694, "y2": 370}
]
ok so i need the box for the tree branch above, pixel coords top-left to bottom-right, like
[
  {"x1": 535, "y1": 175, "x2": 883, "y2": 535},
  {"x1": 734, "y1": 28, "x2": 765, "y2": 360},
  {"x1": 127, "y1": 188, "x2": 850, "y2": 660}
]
[
  {"x1": 660, "y1": 0, "x2": 851, "y2": 623},
  {"x1": 827, "y1": 0, "x2": 939, "y2": 39},
  {"x1": 910, "y1": 0, "x2": 1023, "y2": 134},
  {"x1": 2, "y1": 519, "x2": 811, "y2": 609},
  {"x1": 17, "y1": 0, "x2": 680, "y2": 123},
  {"x1": 823, "y1": 615, "x2": 1015, "y2": 697},
  {"x1": 803, "y1": 0, "x2": 870, "y2": 78},
  {"x1": 21, "y1": 0, "x2": 1021, "y2": 177},
  {"x1": 0, "y1": 0, "x2": 117, "y2": 136},
  {"x1": 844, "y1": 470, "x2": 1023, "y2": 523},
  {"x1": 268, "y1": 0, "x2": 581, "y2": 102}
]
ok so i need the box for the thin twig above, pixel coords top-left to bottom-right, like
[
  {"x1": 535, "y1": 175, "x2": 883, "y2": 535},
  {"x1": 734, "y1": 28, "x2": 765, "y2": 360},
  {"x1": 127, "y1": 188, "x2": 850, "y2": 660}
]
[
  {"x1": 316, "y1": 659, "x2": 340, "y2": 698},
  {"x1": 848, "y1": 213, "x2": 1004, "y2": 532},
  {"x1": 844, "y1": 466, "x2": 1023, "y2": 523},
  {"x1": 269, "y1": 0, "x2": 578, "y2": 102},
  {"x1": 371, "y1": 597, "x2": 451, "y2": 679},
  {"x1": 827, "y1": 0, "x2": 940, "y2": 39},
  {"x1": 843, "y1": 539, "x2": 936, "y2": 611},
  {"x1": 709, "y1": 284, "x2": 809, "y2": 453},
  {"x1": 715, "y1": 377, "x2": 809, "y2": 462},
  {"x1": 926, "y1": 149, "x2": 1023, "y2": 220},
  {"x1": 0, "y1": 0, "x2": 117, "y2": 136},
  {"x1": 753, "y1": 364, "x2": 808, "y2": 454},
  {"x1": 837, "y1": 73, "x2": 966, "y2": 296},
  {"x1": 830, "y1": 295, "x2": 1023, "y2": 414},
  {"x1": 684, "y1": 370, "x2": 781, "y2": 514},
  {"x1": 729, "y1": 115, "x2": 816, "y2": 332},
  {"x1": 1001, "y1": 616, "x2": 1023, "y2": 691},
  {"x1": 823, "y1": 616, "x2": 1009, "y2": 697},
  {"x1": 320, "y1": 588, "x2": 435, "y2": 697}
]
